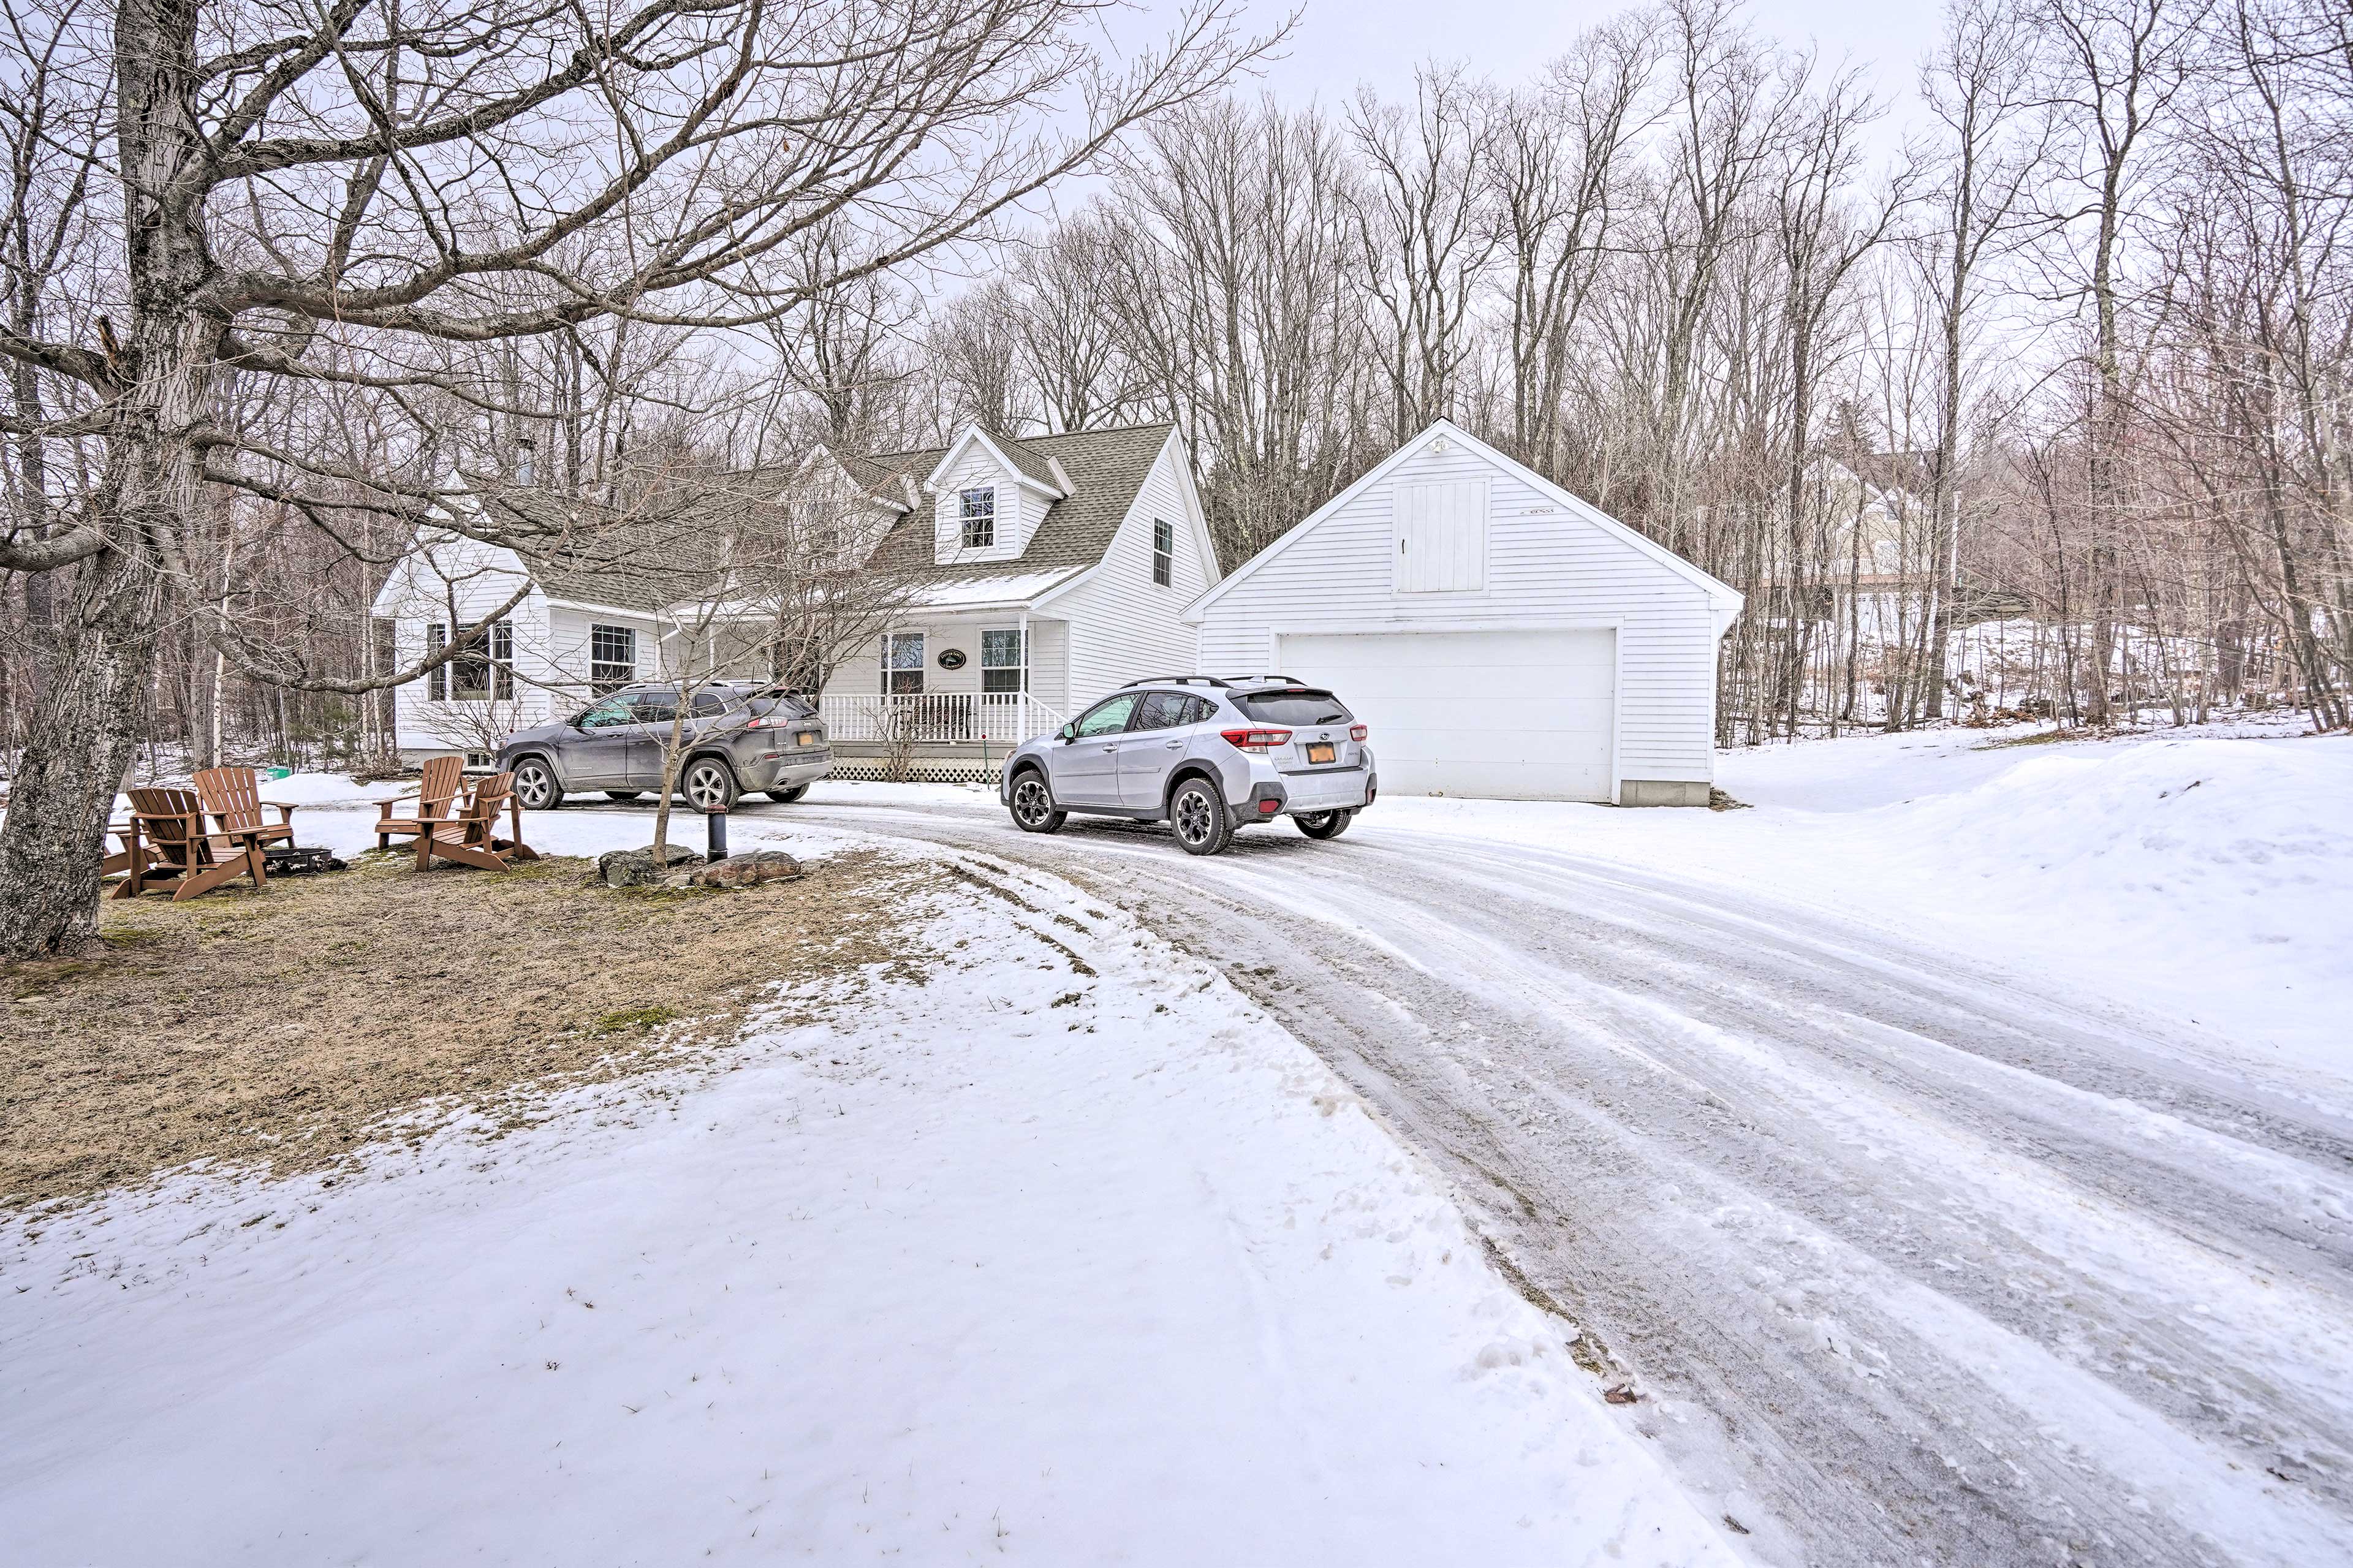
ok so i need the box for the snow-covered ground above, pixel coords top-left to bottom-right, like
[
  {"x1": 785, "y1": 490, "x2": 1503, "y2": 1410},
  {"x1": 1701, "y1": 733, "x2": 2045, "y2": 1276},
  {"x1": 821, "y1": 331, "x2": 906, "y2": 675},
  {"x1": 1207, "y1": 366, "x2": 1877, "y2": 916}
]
[
  {"x1": 1, "y1": 814, "x2": 1736, "y2": 1566},
  {"x1": 25, "y1": 719, "x2": 2348, "y2": 1564},
  {"x1": 1393, "y1": 722, "x2": 2351, "y2": 1096}
]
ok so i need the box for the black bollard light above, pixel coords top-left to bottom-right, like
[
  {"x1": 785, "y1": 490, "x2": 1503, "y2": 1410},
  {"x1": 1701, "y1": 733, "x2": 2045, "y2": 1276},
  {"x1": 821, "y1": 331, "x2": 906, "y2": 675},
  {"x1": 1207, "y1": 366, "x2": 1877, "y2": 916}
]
[{"x1": 707, "y1": 807, "x2": 728, "y2": 863}]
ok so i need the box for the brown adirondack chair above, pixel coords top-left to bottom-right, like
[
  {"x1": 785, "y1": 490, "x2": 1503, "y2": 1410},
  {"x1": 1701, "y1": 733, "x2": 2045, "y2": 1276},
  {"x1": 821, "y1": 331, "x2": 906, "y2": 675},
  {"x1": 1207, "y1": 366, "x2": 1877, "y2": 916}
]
[
  {"x1": 115, "y1": 787, "x2": 267, "y2": 901},
  {"x1": 102, "y1": 810, "x2": 151, "y2": 884},
  {"x1": 376, "y1": 755, "x2": 466, "y2": 863},
  {"x1": 417, "y1": 771, "x2": 540, "y2": 872},
  {"x1": 194, "y1": 767, "x2": 298, "y2": 857}
]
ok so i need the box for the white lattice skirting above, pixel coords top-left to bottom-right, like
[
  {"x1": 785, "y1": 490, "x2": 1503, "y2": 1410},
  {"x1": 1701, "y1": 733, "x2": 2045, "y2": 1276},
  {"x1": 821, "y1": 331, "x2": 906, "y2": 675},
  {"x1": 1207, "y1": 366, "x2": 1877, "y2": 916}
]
[{"x1": 828, "y1": 756, "x2": 1005, "y2": 784}]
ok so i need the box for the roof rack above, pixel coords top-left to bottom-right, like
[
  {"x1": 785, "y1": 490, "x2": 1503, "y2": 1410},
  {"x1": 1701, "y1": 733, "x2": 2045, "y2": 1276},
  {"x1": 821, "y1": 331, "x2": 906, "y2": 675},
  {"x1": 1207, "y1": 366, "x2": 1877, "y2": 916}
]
[{"x1": 1118, "y1": 673, "x2": 1307, "y2": 690}]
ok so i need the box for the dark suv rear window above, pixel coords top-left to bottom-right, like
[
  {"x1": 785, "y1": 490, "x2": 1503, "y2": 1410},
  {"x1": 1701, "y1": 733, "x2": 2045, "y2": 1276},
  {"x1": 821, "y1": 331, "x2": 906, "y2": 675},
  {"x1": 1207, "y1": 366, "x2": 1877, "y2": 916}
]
[{"x1": 1233, "y1": 688, "x2": 1351, "y2": 725}]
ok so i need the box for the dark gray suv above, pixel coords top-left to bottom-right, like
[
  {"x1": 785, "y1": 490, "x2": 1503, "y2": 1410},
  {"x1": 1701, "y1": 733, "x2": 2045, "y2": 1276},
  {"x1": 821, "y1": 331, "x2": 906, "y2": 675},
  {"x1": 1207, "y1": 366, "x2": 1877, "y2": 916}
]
[
  {"x1": 499, "y1": 682, "x2": 830, "y2": 813},
  {"x1": 999, "y1": 676, "x2": 1376, "y2": 855}
]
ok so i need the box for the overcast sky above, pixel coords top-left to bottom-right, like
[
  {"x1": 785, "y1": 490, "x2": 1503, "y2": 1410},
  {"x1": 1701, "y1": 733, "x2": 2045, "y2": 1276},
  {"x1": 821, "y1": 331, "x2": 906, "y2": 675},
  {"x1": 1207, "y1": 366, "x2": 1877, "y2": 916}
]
[{"x1": 1241, "y1": 0, "x2": 1944, "y2": 135}]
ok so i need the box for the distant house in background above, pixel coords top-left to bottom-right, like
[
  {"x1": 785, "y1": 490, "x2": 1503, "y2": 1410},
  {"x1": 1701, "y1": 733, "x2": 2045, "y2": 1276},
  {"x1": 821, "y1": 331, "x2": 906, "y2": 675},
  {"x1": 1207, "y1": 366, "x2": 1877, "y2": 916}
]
[
  {"x1": 1189, "y1": 420, "x2": 1745, "y2": 805},
  {"x1": 370, "y1": 421, "x2": 1218, "y2": 777}
]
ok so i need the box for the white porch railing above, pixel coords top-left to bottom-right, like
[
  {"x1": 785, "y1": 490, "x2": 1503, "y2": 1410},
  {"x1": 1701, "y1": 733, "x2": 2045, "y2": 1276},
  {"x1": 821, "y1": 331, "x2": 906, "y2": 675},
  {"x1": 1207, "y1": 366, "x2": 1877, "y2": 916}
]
[{"x1": 820, "y1": 692, "x2": 1065, "y2": 746}]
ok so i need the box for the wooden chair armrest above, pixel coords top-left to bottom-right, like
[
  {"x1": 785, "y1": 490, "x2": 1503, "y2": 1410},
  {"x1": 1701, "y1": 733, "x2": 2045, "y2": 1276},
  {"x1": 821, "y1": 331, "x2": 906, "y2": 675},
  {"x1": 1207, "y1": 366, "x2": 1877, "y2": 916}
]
[{"x1": 263, "y1": 802, "x2": 297, "y2": 822}]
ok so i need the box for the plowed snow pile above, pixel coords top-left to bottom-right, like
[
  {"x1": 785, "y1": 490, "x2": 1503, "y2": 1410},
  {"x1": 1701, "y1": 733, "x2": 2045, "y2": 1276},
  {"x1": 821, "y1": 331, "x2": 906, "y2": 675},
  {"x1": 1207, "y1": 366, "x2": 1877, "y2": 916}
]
[{"x1": 1723, "y1": 730, "x2": 2352, "y2": 1086}]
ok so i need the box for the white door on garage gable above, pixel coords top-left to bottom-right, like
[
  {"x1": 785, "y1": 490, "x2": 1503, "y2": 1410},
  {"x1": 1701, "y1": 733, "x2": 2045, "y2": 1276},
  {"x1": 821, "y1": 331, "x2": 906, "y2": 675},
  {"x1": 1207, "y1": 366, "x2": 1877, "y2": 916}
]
[
  {"x1": 1392, "y1": 479, "x2": 1488, "y2": 594},
  {"x1": 1278, "y1": 628, "x2": 1616, "y2": 802}
]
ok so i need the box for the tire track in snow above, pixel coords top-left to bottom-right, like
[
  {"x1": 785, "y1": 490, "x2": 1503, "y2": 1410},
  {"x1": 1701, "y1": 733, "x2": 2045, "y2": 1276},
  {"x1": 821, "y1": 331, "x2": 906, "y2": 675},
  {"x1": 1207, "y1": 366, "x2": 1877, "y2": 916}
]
[{"x1": 779, "y1": 797, "x2": 2353, "y2": 1568}]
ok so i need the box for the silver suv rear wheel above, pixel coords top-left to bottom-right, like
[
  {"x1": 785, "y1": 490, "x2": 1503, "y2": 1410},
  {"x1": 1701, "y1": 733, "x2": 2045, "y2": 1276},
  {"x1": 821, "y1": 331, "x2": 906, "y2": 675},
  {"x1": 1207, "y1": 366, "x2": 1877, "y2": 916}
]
[{"x1": 1169, "y1": 777, "x2": 1232, "y2": 856}]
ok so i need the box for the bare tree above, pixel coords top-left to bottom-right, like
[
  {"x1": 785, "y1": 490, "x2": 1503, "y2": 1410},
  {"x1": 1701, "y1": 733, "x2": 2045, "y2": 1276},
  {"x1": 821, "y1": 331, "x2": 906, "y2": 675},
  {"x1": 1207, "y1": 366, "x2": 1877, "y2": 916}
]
[{"x1": 0, "y1": 0, "x2": 1276, "y2": 958}]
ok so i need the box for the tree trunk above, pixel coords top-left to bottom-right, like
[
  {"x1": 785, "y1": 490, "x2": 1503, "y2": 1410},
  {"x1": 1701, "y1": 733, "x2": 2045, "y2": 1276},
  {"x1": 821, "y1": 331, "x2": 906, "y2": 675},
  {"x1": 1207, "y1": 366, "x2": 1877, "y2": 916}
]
[
  {"x1": 0, "y1": 547, "x2": 162, "y2": 955},
  {"x1": 0, "y1": 0, "x2": 221, "y2": 959}
]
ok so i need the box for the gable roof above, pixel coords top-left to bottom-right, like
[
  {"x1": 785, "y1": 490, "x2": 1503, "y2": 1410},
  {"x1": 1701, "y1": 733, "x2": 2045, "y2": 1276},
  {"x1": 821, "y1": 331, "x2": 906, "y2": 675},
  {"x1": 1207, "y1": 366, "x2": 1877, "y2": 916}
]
[
  {"x1": 861, "y1": 422, "x2": 1180, "y2": 590},
  {"x1": 1184, "y1": 419, "x2": 1744, "y2": 622},
  {"x1": 385, "y1": 423, "x2": 1187, "y2": 619}
]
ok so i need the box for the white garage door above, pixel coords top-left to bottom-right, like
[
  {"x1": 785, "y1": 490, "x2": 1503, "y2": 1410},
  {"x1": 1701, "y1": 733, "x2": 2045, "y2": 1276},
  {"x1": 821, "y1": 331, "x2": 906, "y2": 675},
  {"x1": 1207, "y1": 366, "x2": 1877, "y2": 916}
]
[{"x1": 1278, "y1": 629, "x2": 1616, "y2": 801}]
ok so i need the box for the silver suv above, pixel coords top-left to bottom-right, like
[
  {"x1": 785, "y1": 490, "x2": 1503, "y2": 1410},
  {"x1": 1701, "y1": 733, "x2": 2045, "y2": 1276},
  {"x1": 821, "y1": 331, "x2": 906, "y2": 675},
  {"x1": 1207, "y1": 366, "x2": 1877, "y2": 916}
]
[
  {"x1": 999, "y1": 676, "x2": 1377, "y2": 855},
  {"x1": 499, "y1": 682, "x2": 831, "y2": 813}
]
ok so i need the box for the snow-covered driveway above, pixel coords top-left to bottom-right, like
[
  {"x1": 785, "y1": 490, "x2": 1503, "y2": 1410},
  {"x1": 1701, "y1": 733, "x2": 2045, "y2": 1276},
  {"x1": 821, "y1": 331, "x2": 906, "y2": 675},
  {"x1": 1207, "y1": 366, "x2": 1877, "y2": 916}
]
[{"x1": 768, "y1": 731, "x2": 2353, "y2": 1568}]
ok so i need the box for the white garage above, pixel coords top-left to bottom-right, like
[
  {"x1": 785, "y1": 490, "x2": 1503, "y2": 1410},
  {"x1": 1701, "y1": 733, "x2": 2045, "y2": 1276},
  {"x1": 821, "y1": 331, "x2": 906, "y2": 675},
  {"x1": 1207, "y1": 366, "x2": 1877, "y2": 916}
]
[{"x1": 1186, "y1": 422, "x2": 1743, "y2": 805}]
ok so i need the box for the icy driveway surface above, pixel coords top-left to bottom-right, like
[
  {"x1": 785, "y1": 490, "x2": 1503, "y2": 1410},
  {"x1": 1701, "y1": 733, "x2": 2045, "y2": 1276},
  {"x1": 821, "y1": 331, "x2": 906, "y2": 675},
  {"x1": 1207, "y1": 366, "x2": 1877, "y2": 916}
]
[{"x1": 762, "y1": 737, "x2": 2353, "y2": 1568}]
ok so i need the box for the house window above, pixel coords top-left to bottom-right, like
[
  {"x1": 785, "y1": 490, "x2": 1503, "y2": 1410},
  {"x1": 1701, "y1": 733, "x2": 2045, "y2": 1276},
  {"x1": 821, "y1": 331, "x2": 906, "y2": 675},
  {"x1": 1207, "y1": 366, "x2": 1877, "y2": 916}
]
[
  {"x1": 960, "y1": 488, "x2": 996, "y2": 549},
  {"x1": 1152, "y1": 518, "x2": 1173, "y2": 586},
  {"x1": 491, "y1": 620, "x2": 515, "y2": 699},
  {"x1": 426, "y1": 623, "x2": 447, "y2": 700},
  {"x1": 449, "y1": 618, "x2": 514, "y2": 702},
  {"x1": 882, "y1": 631, "x2": 925, "y2": 694},
  {"x1": 590, "y1": 624, "x2": 637, "y2": 696},
  {"x1": 980, "y1": 628, "x2": 1026, "y2": 694}
]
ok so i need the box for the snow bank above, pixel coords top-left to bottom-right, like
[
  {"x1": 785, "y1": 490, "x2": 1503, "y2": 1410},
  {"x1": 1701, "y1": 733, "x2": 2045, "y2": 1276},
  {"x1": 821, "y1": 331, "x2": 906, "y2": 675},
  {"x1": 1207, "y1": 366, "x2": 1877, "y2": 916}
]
[
  {"x1": 1846, "y1": 736, "x2": 2352, "y2": 1071},
  {"x1": 2, "y1": 824, "x2": 1735, "y2": 1566}
]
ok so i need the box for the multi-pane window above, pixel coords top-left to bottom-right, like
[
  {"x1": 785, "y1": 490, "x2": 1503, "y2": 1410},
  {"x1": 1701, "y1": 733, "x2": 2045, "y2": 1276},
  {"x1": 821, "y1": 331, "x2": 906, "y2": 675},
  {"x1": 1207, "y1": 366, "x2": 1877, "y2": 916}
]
[
  {"x1": 960, "y1": 488, "x2": 996, "y2": 549},
  {"x1": 490, "y1": 620, "x2": 514, "y2": 699},
  {"x1": 589, "y1": 624, "x2": 637, "y2": 696},
  {"x1": 426, "y1": 623, "x2": 448, "y2": 700},
  {"x1": 980, "y1": 628, "x2": 1025, "y2": 694},
  {"x1": 882, "y1": 631, "x2": 925, "y2": 694},
  {"x1": 1152, "y1": 518, "x2": 1173, "y2": 586},
  {"x1": 448, "y1": 618, "x2": 514, "y2": 701}
]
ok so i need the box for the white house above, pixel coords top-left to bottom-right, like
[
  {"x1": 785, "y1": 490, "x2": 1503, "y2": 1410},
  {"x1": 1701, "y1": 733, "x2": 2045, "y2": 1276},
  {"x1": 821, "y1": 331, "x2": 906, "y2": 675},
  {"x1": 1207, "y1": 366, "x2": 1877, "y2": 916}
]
[
  {"x1": 814, "y1": 422, "x2": 1219, "y2": 779},
  {"x1": 370, "y1": 422, "x2": 1219, "y2": 777},
  {"x1": 1186, "y1": 420, "x2": 1744, "y2": 806},
  {"x1": 370, "y1": 487, "x2": 721, "y2": 765}
]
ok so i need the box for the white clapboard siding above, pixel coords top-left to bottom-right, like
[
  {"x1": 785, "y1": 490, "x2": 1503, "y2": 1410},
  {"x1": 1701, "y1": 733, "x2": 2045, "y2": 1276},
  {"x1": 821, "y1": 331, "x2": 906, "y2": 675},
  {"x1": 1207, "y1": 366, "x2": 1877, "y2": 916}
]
[
  {"x1": 1051, "y1": 434, "x2": 1217, "y2": 710},
  {"x1": 1191, "y1": 426, "x2": 1732, "y2": 790}
]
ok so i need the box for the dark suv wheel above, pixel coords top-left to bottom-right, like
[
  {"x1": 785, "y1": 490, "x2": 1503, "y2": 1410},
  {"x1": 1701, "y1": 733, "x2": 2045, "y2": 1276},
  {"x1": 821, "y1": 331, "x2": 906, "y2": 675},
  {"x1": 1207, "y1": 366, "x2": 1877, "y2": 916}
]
[
  {"x1": 1008, "y1": 769, "x2": 1065, "y2": 833},
  {"x1": 1169, "y1": 776, "x2": 1232, "y2": 856},
  {"x1": 680, "y1": 756, "x2": 738, "y2": 814},
  {"x1": 1294, "y1": 809, "x2": 1352, "y2": 840},
  {"x1": 765, "y1": 782, "x2": 811, "y2": 803},
  {"x1": 513, "y1": 757, "x2": 563, "y2": 810}
]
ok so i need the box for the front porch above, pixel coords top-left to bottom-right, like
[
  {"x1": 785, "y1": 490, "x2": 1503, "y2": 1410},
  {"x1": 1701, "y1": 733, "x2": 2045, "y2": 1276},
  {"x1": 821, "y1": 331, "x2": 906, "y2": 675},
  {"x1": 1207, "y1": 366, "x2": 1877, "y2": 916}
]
[
  {"x1": 817, "y1": 612, "x2": 1071, "y2": 781},
  {"x1": 817, "y1": 692, "x2": 1066, "y2": 782}
]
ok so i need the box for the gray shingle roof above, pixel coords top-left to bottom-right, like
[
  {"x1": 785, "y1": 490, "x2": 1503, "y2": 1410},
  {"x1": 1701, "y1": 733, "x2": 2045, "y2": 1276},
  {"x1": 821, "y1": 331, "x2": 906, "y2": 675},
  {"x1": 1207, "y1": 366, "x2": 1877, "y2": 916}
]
[
  {"x1": 461, "y1": 422, "x2": 1177, "y2": 612},
  {"x1": 862, "y1": 423, "x2": 1175, "y2": 587},
  {"x1": 487, "y1": 489, "x2": 730, "y2": 613}
]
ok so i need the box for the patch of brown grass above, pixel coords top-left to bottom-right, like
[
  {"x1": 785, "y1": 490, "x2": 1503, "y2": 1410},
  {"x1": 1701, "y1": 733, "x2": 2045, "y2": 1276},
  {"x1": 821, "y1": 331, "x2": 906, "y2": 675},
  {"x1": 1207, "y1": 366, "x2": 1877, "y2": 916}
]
[{"x1": 1, "y1": 850, "x2": 934, "y2": 1210}]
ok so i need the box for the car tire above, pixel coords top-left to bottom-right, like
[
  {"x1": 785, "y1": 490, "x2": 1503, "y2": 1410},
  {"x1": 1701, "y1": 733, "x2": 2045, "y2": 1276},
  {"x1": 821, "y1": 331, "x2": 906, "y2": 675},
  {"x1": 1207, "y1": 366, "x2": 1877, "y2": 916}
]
[
  {"x1": 604, "y1": 790, "x2": 643, "y2": 801},
  {"x1": 1294, "y1": 809, "x2": 1352, "y2": 840},
  {"x1": 513, "y1": 757, "x2": 563, "y2": 810},
  {"x1": 1169, "y1": 776, "x2": 1232, "y2": 856},
  {"x1": 680, "y1": 757, "x2": 738, "y2": 814},
  {"x1": 766, "y1": 784, "x2": 811, "y2": 803},
  {"x1": 1007, "y1": 770, "x2": 1065, "y2": 834}
]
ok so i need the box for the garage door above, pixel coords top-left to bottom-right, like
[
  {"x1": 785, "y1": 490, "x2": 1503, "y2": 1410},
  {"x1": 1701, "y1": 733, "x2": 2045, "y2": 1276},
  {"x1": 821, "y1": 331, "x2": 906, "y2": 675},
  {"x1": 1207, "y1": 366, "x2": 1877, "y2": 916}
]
[{"x1": 1277, "y1": 629, "x2": 1615, "y2": 801}]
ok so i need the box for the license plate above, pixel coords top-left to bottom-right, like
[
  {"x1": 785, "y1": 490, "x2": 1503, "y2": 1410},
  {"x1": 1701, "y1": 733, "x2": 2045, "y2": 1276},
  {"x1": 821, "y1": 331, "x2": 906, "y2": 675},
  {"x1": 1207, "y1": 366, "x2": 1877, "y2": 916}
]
[
  {"x1": 1306, "y1": 741, "x2": 1335, "y2": 765},
  {"x1": 796, "y1": 732, "x2": 815, "y2": 746}
]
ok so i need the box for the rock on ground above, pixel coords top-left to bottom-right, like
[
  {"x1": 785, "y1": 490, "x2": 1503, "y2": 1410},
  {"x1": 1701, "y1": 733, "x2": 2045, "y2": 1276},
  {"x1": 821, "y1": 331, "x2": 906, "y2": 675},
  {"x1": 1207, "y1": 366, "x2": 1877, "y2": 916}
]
[
  {"x1": 670, "y1": 849, "x2": 803, "y2": 890},
  {"x1": 594, "y1": 844, "x2": 703, "y2": 888}
]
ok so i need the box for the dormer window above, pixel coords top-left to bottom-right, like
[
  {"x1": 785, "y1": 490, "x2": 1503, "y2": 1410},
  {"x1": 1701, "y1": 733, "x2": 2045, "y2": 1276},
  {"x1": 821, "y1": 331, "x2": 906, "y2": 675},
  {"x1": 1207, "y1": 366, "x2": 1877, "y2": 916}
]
[{"x1": 960, "y1": 487, "x2": 996, "y2": 549}]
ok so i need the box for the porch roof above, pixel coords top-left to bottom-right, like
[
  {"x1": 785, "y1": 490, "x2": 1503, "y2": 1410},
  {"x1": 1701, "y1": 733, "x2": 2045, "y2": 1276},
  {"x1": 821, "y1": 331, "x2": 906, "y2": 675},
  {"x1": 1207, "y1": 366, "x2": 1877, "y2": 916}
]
[{"x1": 905, "y1": 569, "x2": 1083, "y2": 612}]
